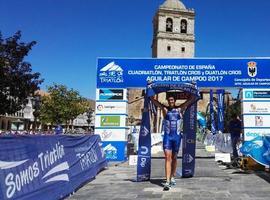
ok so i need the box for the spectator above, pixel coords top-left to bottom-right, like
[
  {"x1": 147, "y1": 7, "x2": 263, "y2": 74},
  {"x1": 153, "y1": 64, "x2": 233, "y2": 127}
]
[{"x1": 229, "y1": 114, "x2": 242, "y2": 158}]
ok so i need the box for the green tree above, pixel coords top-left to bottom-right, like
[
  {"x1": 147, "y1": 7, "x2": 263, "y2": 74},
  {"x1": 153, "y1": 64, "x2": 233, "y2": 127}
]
[
  {"x1": 0, "y1": 31, "x2": 43, "y2": 115},
  {"x1": 40, "y1": 84, "x2": 90, "y2": 130},
  {"x1": 224, "y1": 99, "x2": 241, "y2": 132}
]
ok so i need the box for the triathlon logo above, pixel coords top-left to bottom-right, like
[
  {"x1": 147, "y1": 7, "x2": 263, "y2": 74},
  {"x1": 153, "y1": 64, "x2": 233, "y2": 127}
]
[
  {"x1": 0, "y1": 143, "x2": 69, "y2": 199},
  {"x1": 99, "y1": 62, "x2": 124, "y2": 83},
  {"x1": 247, "y1": 61, "x2": 257, "y2": 77},
  {"x1": 103, "y1": 144, "x2": 117, "y2": 159}
]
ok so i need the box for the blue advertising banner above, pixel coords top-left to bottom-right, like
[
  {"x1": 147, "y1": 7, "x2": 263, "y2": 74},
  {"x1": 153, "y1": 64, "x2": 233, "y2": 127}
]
[
  {"x1": 217, "y1": 89, "x2": 225, "y2": 132},
  {"x1": 0, "y1": 135, "x2": 107, "y2": 200},
  {"x1": 210, "y1": 90, "x2": 217, "y2": 135},
  {"x1": 97, "y1": 58, "x2": 270, "y2": 88},
  {"x1": 182, "y1": 103, "x2": 198, "y2": 178},
  {"x1": 240, "y1": 136, "x2": 270, "y2": 167},
  {"x1": 101, "y1": 141, "x2": 127, "y2": 161},
  {"x1": 137, "y1": 91, "x2": 151, "y2": 181}
]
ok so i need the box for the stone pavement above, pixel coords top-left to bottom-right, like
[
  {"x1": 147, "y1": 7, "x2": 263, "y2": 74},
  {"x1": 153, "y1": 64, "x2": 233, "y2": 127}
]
[{"x1": 67, "y1": 143, "x2": 270, "y2": 200}]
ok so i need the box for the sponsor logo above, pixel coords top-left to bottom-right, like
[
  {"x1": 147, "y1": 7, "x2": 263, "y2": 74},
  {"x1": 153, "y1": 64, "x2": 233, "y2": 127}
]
[
  {"x1": 250, "y1": 104, "x2": 256, "y2": 112},
  {"x1": 76, "y1": 149, "x2": 98, "y2": 171},
  {"x1": 0, "y1": 143, "x2": 68, "y2": 199},
  {"x1": 255, "y1": 116, "x2": 263, "y2": 126},
  {"x1": 248, "y1": 104, "x2": 269, "y2": 113},
  {"x1": 141, "y1": 146, "x2": 149, "y2": 155},
  {"x1": 99, "y1": 89, "x2": 124, "y2": 100},
  {"x1": 183, "y1": 154, "x2": 194, "y2": 163},
  {"x1": 100, "y1": 116, "x2": 121, "y2": 127},
  {"x1": 140, "y1": 157, "x2": 147, "y2": 168},
  {"x1": 99, "y1": 62, "x2": 124, "y2": 83},
  {"x1": 96, "y1": 103, "x2": 126, "y2": 112},
  {"x1": 99, "y1": 130, "x2": 113, "y2": 140},
  {"x1": 141, "y1": 126, "x2": 149, "y2": 137},
  {"x1": 245, "y1": 91, "x2": 253, "y2": 99},
  {"x1": 137, "y1": 174, "x2": 150, "y2": 181},
  {"x1": 247, "y1": 61, "x2": 257, "y2": 77},
  {"x1": 245, "y1": 132, "x2": 261, "y2": 137},
  {"x1": 253, "y1": 91, "x2": 270, "y2": 98},
  {"x1": 97, "y1": 104, "x2": 104, "y2": 111},
  {"x1": 183, "y1": 169, "x2": 192, "y2": 174},
  {"x1": 103, "y1": 144, "x2": 117, "y2": 159}
]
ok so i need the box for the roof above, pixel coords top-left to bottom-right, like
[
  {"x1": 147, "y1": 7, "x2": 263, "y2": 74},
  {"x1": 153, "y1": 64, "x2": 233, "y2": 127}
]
[{"x1": 160, "y1": 0, "x2": 186, "y2": 10}]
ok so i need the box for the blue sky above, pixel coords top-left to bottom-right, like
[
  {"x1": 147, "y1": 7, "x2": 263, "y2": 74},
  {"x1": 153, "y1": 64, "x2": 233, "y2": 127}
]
[{"x1": 1, "y1": 0, "x2": 270, "y2": 99}]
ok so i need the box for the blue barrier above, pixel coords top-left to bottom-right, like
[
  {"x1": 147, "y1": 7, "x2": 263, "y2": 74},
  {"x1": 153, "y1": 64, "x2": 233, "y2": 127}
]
[{"x1": 0, "y1": 135, "x2": 107, "y2": 200}]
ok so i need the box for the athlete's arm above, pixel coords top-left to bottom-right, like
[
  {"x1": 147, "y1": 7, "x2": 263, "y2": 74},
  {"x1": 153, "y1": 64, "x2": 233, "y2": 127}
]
[
  {"x1": 150, "y1": 95, "x2": 167, "y2": 117},
  {"x1": 179, "y1": 94, "x2": 196, "y2": 111}
]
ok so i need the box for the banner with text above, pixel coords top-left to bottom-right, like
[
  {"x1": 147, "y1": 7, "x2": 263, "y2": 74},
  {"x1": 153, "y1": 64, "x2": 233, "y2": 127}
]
[
  {"x1": 0, "y1": 135, "x2": 107, "y2": 200},
  {"x1": 97, "y1": 58, "x2": 270, "y2": 88}
]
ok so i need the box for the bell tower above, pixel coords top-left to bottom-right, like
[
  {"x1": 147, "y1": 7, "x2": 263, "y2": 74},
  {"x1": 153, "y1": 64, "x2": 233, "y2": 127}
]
[
  {"x1": 152, "y1": 0, "x2": 195, "y2": 58},
  {"x1": 128, "y1": 0, "x2": 196, "y2": 128}
]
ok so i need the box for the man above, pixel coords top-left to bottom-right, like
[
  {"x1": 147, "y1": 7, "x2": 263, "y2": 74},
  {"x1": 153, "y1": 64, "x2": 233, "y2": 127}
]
[
  {"x1": 151, "y1": 93, "x2": 195, "y2": 191},
  {"x1": 229, "y1": 114, "x2": 242, "y2": 159}
]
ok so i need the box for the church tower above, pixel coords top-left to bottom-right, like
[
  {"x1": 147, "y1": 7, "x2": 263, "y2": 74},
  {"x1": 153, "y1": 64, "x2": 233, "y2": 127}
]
[
  {"x1": 128, "y1": 0, "x2": 195, "y2": 128},
  {"x1": 152, "y1": 0, "x2": 195, "y2": 58}
]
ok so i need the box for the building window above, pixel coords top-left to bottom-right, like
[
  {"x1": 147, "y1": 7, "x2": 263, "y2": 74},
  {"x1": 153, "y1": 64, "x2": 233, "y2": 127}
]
[
  {"x1": 167, "y1": 46, "x2": 171, "y2": 51},
  {"x1": 181, "y1": 19, "x2": 187, "y2": 33},
  {"x1": 181, "y1": 47, "x2": 185, "y2": 52},
  {"x1": 166, "y1": 18, "x2": 173, "y2": 32}
]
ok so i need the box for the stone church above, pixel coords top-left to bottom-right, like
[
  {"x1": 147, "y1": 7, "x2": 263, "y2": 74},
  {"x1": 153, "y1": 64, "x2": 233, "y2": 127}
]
[{"x1": 128, "y1": 0, "x2": 233, "y2": 131}]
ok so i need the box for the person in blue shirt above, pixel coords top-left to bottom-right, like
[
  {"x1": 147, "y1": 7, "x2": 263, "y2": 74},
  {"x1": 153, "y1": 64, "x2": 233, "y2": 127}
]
[
  {"x1": 229, "y1": 114, "x2": 242, "y2": 159},
  {"x1": 151, "y1": 93, "x2": 195, "y2": 191}
]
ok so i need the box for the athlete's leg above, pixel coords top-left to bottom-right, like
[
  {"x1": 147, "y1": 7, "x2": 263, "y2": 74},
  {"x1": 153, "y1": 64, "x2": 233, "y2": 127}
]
[
  {"x1": 163, "y1": 135, "x2": 173, "y2": 183},
  {"x1": 171, "y1": 152, "x2": 178, "y2": 178},
  {"x1": 171, "y1": 134, "x2": 181, "y2": 178},
  {"x1": 164, "y1": 149, "x2": 172, "y2": 183}
]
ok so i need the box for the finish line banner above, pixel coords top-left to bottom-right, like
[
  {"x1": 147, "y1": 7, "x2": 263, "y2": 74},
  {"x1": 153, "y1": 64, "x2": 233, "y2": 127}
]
[
  {"x1": 136, "y1": 82, "x2": 200, "y2": 181},
  {"x1": 0, "y1": 135, "x2": 107, "y2": 200},
  {"x1": 97, "y1": 58, "x2": 270, "y2": 88}
]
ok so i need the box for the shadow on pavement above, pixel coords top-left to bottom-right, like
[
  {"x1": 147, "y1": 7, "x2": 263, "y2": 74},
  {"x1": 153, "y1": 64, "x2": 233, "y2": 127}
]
[
  {"x1": 150, "y1": 178, "x2": 164, "y2": 187},
  {"x1": 255, "y1": 171, "x2": 270, "y2": 184},
  {"x1": 124, "y1": 178, "x2": 165, "y2": 188}
]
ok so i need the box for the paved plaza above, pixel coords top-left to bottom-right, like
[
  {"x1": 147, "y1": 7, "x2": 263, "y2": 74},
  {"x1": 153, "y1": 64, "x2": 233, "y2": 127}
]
[{"x1": 68, "y1": 144, "x2": 270, "y2": 200}]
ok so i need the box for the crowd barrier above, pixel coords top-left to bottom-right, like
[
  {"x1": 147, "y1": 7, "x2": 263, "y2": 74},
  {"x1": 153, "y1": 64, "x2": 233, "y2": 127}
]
[
  {"x1": 204, "y1": 132, "x2": 233, "y2": 153},
  {"x1": 0, "y1": 135, "x2": 107, "y2": 200}
]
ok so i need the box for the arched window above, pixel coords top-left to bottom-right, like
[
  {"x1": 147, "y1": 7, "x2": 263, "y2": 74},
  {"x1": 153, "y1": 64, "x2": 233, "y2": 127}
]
[
  {"x1": 166, "y1": 18, "x2": 173, "y2": 32},
  {"x1": 180, "y1": 19, "x2": 187, "y2": 33}
]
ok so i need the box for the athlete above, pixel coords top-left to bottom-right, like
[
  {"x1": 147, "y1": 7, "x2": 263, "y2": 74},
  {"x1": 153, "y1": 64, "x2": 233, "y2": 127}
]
[{"x1": 151, "y1": 93, "x2": 195, "y2": 191}]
